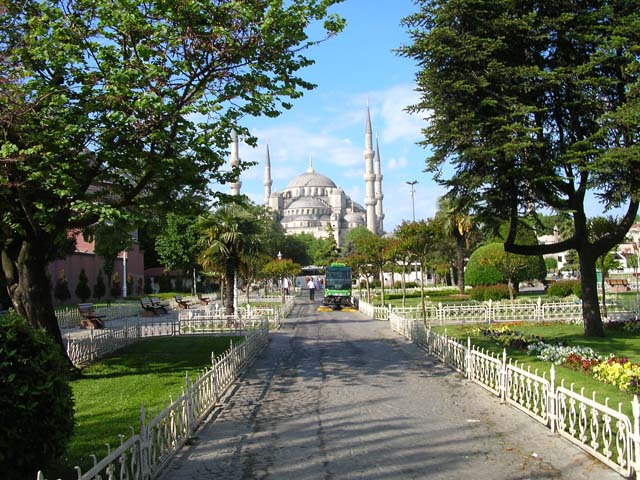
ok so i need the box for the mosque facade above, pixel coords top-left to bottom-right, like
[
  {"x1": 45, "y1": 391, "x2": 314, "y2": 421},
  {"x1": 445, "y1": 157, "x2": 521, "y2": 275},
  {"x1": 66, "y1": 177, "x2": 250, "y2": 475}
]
[{"x1": 230, "y1": 106, "x2": 384, "y2": 246}]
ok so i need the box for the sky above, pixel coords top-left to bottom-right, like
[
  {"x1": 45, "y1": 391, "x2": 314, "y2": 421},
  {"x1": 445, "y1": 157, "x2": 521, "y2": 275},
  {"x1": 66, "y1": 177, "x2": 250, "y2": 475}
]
[{"x1": 217, "y1": 0, "x2": 443, "y2": 233}]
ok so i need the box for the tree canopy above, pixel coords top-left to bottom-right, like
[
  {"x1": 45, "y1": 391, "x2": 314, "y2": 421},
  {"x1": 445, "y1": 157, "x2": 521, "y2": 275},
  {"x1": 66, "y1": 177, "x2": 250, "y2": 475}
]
[
  {"x1": 399, "y1": 0, "x2": 640, "y2": 336},
  {"x1": 0, "y1": 0, "x2": 344, "y2": 347}
]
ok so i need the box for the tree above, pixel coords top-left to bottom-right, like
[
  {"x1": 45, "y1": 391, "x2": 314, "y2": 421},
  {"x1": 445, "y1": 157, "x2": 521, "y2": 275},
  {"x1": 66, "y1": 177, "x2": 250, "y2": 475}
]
[
  {"x1": 198, "y1": 203, "x2": 264, "y2": 316},
  {"x1": 400, "y1": 0, "x2": 640, "y2": 336},
  {"x1": 74, "y1": 268, "x2": 91, "y2": 302},
  {"x1": 466, "y1": 243, "x2": 541, "y2": 301},
  {"x1": 0, "y1": 1, "x2": 344, "y2": 351},
  {"x1": 155, "y1": 213, "x2": 201, "y2": 295},
  {"x1": 589, "y1": 216, "x2": 623, "y2": 318},
  {"x1": 93, "y1": 270, "x2": 106, "y2": 301},
  {"x1": 435, "y1": 196, "x2": 475, "y2": 294},
  {"x1": 395, "y1": 220, "x2": 438, "y2": 320},
  {"x1": 53, "y1": 271, "x2": 70, "y2": 304}
]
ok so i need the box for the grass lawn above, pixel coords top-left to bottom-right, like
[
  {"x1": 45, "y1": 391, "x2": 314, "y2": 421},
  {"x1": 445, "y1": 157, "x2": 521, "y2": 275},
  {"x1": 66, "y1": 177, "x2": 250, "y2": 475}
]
[
  {"x1": 51, "y1": 336, "x2": 242, "y2": 478},
  {"x1": 434, "y1": 322, "x2": 640, "y2": 416}
]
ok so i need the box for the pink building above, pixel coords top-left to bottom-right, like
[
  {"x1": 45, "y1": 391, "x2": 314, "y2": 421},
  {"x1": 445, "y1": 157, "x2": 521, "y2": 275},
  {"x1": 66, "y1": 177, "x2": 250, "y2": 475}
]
[{"x1": 47, "y1": 230, "x2": 145, "y2": 304}]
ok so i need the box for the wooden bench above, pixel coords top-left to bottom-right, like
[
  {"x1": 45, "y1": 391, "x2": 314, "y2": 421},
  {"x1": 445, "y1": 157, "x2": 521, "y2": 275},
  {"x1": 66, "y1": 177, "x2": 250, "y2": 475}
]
[
  {"x1": 174, "y1": 295, "x2": 192, "y2": 309},
  {"x1": 151, "y1": 297, "x2": 169, "y2": 313},
  {"x1": 140, "y1": 297, "x2": 167, "y2": 315},
  {"x1": 197, "y1": 294, "x2": 210, "y2": 306},
  {"x1": 78, "y1": 303, "x2": 106, "y2": 329},
  {"x1": 606, "y1": 278, "x2": 630, "y2": 292}
]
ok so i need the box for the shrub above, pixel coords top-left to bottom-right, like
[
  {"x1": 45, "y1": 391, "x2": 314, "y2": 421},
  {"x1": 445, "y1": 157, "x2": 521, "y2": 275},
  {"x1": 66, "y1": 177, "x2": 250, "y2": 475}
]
[
  {"x1": 54, "y1": 278, "x2": 71, "y2": 303},
  {"x1": 469, "y1": 284, "x2": 510, "y2": 301},
  {"x1": 75, "y1": 268, "x2": 91, "y2": 302},
  {"x1": 93, "y1": 270, "x2": 106, "y2": 300},
  {"x1": 0, "y1": 313, "x2": 75, "y2": 479},
  {"x1": 547, "y1": 280, "x2": 581, "y2": 298}
]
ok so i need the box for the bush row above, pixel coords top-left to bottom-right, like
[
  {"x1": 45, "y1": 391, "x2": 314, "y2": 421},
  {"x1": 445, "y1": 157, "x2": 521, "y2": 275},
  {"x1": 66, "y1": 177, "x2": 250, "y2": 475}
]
[{"x1": 547, "y1": 280, "x2": 582, "y2": 298}]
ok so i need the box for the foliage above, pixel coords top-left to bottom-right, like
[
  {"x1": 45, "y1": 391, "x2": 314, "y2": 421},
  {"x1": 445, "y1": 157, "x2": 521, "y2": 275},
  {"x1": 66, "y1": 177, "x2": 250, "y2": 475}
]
[
  {"x1": 0, "y1": 312, "x2": 74, "y2": 480},
  {"x1": 155, "y1": 213, "x2": 201, "y2": 293},
  {"x1": 399, "y1": 0, "x2": 640, "y2": 336},
  {"x1": 466, "y1": 243, "x2": 544, "y2": 293},
  {"x1": 469, "y1": 284, "x2": 510, "y2": 301},
  {"x1": 198, "y1": 202, "x2": 265, "y2": 315},
  {"x1": 262, "y1": 258, "x2": 301, "y2": 281},
  {"x1": 592, "y1": 357, "x2": 640, "y2": 395},
  {"x1": 110, "y1": 273, "x2": 121, "y2": 298},
  {"x1": 527, "y1": 342, "x2": 601, "y2": 365},
  {"x1": 545, "y1": 257, "x2": 558, "y2": 273},
  {"x1": 92, "y1": 270, "x2": 106, "y2": 301},
  {"x1": 473, "y1": 325, "x2": 542, "y2": 349},
  {"x1": 74, "y1": 268, "x2": 91, "y2": 302},
  {"x1": 547, "y1": 280, "x2": 581, "y2": 298},
  {"x1": 0, "y1": 0, "x2": 345, "y2": 348}
]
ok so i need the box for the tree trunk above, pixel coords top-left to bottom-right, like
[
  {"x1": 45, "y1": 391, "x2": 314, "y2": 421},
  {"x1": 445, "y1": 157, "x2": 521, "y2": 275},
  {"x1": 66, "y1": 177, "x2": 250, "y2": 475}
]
[
  {"x1": 224, "y1": 263, "x2": 235, "y2": 316},
  {"x1": 579, "y1": 251, "x2": 605, "y2": 337},
  {"x1": 379, "y1": 269, "x2": 385, "y2": 307},
  {"x1": 2, "y1": 238, "x2": 67, "y2": 357},
  {"x1": 599, "y1": 262, "x2": 608, "y2": 319},
  {"x1": 456, "y1": 236, "x2": 466, "y2": 294},
  {"x1": 401, "y1": 263, "x2": 407, "y2": 308}
]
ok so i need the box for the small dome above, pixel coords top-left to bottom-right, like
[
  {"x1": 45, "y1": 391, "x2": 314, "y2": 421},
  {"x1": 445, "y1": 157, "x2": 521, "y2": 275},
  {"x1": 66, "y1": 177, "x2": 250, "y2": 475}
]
[
  {"x1": 344, "y1": 212, "x2": 365, "y2": 223},
  {"x1": 286, "y1": 171, "x2": 337, "y2": 189},
  {"x1": 286, "y1": 197, "x2": 328, "y2": 209}
]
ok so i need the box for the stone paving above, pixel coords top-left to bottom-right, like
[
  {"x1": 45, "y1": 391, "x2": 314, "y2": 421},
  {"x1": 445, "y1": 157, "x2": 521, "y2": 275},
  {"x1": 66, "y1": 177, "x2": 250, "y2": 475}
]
[{"x1": 156, "y1": 295, "x2": 620, "y2": 480}]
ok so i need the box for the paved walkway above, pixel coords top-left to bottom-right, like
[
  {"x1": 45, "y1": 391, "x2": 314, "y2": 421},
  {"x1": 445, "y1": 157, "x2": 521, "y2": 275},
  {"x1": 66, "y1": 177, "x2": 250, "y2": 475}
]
[{"x1": 158, "y1": 296, "x2": 620, "y2": 480}]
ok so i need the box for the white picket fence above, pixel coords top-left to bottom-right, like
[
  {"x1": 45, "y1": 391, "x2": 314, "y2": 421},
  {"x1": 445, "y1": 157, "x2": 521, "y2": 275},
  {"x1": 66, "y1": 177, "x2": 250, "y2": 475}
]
[
  {"x1": 38, "y1": 322, "x2": 270, "y2": 480},
  {"x1": 359, "y1": 297, "x2": 635, "y2": 325},
  {"x1": 56, "y1": 302, "x2": 142, "y2": 329},
  {"x1": 64, "y1": 320, "x2": 180, "y2": 365},
  {"x1": 64, "y1": 298, "x2": 295, "y2": 366},
  {"x1": 388, "y1": 312, "x2": 640, "y2": 478}
]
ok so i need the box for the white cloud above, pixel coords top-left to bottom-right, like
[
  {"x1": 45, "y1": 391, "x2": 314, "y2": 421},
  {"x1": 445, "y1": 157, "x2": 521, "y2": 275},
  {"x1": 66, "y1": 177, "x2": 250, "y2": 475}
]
[{"x1": 386, "y1": 156, "x2": 409, "y2": 170}]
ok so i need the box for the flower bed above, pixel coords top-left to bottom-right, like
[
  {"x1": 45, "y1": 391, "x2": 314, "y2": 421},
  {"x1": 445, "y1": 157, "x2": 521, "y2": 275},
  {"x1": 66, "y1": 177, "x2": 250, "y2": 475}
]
[
  {"x1": 473, "y1": 325, "x2": 543, "y2": 350},
  {"x1": 527, "y1": 341, "x2": 640, "y2": 395}
]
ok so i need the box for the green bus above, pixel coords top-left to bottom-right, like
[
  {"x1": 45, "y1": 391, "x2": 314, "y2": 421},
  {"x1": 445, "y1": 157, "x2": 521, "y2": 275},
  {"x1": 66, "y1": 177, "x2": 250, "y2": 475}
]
[{"x1": 323, "y1": 263, "x2": 356, "y2": 309}]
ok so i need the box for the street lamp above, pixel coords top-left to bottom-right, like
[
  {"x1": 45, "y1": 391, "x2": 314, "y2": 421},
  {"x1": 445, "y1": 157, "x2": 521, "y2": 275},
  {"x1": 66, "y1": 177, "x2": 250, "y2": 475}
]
[
  {"x1": 635, "y1": 239, "x2": 640, "y2": 318},
  {"x1": 277, "y1": 251, "x2": 284, "y2": 304},
  {"x1": 406, "y1": 180, "x2": 418, "y2": 222}
]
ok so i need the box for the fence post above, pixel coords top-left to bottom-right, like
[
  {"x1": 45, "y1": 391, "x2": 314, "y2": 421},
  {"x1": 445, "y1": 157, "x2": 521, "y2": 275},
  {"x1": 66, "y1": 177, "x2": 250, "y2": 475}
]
[
  {"x1": 536, "y1": 297, "x2": 542, "y2": 322},
  {"x1": 500, "y1": 349, "x2": 507, "y2": 402},
  {"x1": 139, "y1": 404, "x2": 150, "y2": 479},
  {"x1": 549, "y1": 365, "x2": 556, "y2": 433},
  {"x1": 487, "y1": 299, "x2": 493, "y2": 323},
  {"x1": 438, "y1": 302, "x2": 443, "y2": 326},
  {"x1": 466, "y1": 337, "x2": 472, "y2": 380},
  {"x1": 185, "y1": 372, "x2": 192, "y2": 440},
  {"x1": 632, "y1": 395, "x2": 639, "y2": 475}
]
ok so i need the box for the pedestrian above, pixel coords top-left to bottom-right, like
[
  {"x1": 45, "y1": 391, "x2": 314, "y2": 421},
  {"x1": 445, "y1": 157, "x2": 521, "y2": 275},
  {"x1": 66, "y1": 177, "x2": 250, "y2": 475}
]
[
  {"x1": 307, "y1": 276, "x2": 316, "y2": 301},
  {"x1": 283, "y1": 277, "x2": 290, "y2": 296}
]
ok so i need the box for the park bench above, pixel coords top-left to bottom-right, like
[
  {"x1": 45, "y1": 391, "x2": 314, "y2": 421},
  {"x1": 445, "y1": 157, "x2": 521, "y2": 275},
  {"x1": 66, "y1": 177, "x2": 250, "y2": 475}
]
[
  {"x1": 174, "y1": 294, "x2": 193, "y2": 309},
  {"x1": 150, "y1": 297, "x2": 169, "y2": 313},
  {"x1": 78, "y1": 303, "x2": 106, "y2": 329},
  {"x1": 606, "y1": 278, "x2": 630, "y2": 293},
  {"x1": 140, "y1": 297, "x2": 166, "y2": 315},
  {"x1": 197, "y1": 294, "x2": 210, "y2": 306}
]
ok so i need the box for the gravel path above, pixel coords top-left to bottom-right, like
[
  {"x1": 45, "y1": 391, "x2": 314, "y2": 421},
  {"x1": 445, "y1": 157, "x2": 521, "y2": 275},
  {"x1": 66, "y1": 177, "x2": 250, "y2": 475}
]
[{"x1": 158, "y1": 296, "x2": 621, "y2": 480}]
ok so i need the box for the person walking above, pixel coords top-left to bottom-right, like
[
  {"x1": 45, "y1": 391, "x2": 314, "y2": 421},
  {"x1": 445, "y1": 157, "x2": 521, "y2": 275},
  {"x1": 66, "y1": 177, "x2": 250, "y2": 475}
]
[
  {"x1": 283, "y1": 277, "x2": 290, "y2": 296},
  {"x1": 306, "y1": 276, "x2": 316, "y2": 301}
]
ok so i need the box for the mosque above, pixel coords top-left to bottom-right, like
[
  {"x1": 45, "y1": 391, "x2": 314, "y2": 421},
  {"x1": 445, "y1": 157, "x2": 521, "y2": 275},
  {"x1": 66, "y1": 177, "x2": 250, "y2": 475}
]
[{"x1": 229, "y1": 106, "x2": 384, "y2": 247}]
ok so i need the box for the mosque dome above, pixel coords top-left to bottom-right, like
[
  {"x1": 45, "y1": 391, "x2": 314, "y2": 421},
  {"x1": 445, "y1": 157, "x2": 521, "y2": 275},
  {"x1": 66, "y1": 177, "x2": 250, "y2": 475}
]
[{"x1": 285, "y1": 171, "x2": 337, "y2": 189}]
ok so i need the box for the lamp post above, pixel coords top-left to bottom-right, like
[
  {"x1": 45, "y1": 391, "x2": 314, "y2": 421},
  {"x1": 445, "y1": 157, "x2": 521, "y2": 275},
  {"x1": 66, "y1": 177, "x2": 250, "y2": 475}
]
[
  {"x1": 406, "y1": 180, "x2": 418, "y2": 222},
  {"x1": 122, "y1": 249, "x2": 128, "y2": 298},
  {"x1": 277, "y1": 251, "x2": 284, "y2": 304}
]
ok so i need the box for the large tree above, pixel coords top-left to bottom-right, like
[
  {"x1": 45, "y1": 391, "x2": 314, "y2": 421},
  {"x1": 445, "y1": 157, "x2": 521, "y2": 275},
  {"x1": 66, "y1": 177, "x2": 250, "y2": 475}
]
[
  {"x1": 0, "y1": 1, "x2": 344, "y2": 349},
  {"x1": 400, "y1": 0, "x2": 640, "y2": 336},
  {"x1": 155, "y1": 213, "x2": 201, "y2": 295}
]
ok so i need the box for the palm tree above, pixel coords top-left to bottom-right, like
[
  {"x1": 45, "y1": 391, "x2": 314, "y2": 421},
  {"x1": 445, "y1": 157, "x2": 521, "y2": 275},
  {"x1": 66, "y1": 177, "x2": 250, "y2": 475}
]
[
  {"x1": 198, "y1": 204, "x2": 263, "y2": 316},
  {"x1": 438, "y1": 197, "x2": 474, "y2": 294}
]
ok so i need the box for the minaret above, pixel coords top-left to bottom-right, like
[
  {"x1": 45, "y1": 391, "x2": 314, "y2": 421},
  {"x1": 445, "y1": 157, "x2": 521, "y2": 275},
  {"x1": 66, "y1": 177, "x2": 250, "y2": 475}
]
[
  {"x1": 263, "y1": 144, "x2": 272, "y2": 205},
  {"x1": 364, "y1": 103, "x2": 378, "y2": 234},
  {"x1": 374, "y1": 134, "x2": 384, "y2": 234},
  {"x1": 229, "y1": 130, "x2": 242, "y2": 196}
]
